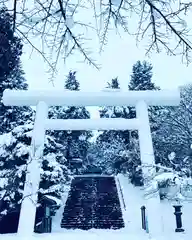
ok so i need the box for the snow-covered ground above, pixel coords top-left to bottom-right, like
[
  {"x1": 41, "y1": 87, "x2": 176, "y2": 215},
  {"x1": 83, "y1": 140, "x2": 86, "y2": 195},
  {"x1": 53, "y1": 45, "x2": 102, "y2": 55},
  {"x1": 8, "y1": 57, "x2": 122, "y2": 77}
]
[
  {"x1": 1, "y1": 174, "x2": 191, "y2": 239},
  {"x1": 1, "y1": 225, "x2": 188, "y2": 240}
]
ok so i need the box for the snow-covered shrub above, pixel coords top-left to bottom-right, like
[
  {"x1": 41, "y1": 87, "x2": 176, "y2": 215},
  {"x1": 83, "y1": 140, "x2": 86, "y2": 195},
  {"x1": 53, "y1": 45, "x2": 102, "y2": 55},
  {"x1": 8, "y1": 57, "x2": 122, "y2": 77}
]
[{"x1": 145, "y1": 169, "x2": 192, "y2": 202}]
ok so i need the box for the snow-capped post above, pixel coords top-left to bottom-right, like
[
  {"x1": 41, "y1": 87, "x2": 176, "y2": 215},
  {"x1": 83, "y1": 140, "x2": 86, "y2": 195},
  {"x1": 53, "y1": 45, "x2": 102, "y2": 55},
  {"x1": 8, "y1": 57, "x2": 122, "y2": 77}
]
[
  {"x1": 18, "y1": 101, "x2": 48, "y2": 235},
  {"x1": 173, "y1": 205, "x2": 184, "y2": 232},
  {"x1": 141, "y1": 205, "x2": 146, "y2": 230}
]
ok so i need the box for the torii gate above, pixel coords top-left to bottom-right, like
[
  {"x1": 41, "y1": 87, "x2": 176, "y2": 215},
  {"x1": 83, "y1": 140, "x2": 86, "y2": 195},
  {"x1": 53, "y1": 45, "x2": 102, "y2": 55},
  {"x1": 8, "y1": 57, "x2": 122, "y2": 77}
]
[{"x1": 3, "y1": 89, "x2": 180, "y2": 236}]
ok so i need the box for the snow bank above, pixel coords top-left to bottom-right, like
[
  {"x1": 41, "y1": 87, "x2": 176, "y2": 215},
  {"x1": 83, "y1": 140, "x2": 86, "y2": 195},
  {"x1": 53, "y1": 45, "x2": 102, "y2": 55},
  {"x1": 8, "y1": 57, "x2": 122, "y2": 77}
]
[
  {"x1": 117, "y1": 174, "x2": 146, "y2": 233},
  {"x1": 52, "y1": 184, "x2": 71, "y2": 232}
]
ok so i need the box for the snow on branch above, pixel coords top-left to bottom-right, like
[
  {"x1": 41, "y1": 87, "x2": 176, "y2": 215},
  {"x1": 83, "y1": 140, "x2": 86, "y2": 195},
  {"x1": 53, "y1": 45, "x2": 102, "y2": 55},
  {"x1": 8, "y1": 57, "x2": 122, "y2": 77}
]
[{"x1": 144, "y1": 0, "x2": 192, "y2": 65}]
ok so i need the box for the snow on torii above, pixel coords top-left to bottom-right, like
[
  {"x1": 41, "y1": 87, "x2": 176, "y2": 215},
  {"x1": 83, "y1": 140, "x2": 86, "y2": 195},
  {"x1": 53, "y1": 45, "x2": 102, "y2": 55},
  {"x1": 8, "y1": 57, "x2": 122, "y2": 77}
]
[{"x1": 2, "y1": 89, "x2": 180, "y2": 236}]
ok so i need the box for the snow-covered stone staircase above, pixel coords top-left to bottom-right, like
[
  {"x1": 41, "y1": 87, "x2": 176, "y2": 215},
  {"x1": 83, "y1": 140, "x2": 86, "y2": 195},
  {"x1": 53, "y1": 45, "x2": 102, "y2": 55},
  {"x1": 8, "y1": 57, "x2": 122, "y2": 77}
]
[{"x1": 61, "y1": 176, "x2": 124, "y2": 230}]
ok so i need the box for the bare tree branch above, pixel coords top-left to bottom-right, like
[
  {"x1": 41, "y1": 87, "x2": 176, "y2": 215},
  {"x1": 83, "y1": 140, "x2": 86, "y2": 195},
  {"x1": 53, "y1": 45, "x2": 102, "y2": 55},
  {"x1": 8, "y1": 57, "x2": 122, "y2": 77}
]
[
  {"x1": 3, "y1": 0, "x2": 192, "y2": 79},
  {"x1": 16, "y1": 27, "x2": 55, "y2": 85},
  {"x1": 146, "y1": 0, "x2": 192, "y2": 51},
  {"x1": 57, "y1": 0, "x2": 99, "y2": 69}
]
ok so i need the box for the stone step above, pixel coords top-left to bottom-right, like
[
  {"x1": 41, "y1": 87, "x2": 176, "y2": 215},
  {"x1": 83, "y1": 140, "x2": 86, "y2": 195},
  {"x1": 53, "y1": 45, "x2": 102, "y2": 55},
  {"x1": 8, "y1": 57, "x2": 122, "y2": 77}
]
[{"x1": 61, "y1": 176, "x2": 124, "y2": 230}]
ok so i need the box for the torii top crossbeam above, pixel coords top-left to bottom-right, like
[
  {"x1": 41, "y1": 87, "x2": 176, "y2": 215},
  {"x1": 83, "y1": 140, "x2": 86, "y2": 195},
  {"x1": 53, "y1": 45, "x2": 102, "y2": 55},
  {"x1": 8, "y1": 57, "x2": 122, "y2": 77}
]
[{"x1": 3, "y1": 89, "x2": 180, "y2": 106}]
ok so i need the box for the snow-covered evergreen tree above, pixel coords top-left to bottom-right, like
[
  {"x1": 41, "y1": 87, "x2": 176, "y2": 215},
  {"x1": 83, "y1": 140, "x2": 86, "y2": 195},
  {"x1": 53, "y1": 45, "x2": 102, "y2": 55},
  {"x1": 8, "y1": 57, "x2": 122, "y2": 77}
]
[
  {"x1": 64, "y1": 71, "x2": 80, "y2": 90},
  {"x1": 0, "y1": 8, "x2": 33, "y2": 134},
  {"x1": 127, "y1": 61, "x2": 162, "y2": 140},
  {"x1": 88, "y1": 136, "x2": 126, "y2": 174},
  {"x1": 128, "y1": 60, "x2": 160, "y2": 121},
  {"x1": 129, "y1": 61, "x2": 158, "y2": 91},
  {"x1": 0, "y1": 8, "x2": 69, "y2": 232},
  {"x1": 0, "y1": 8, "x2": 21, "y2": 80},
  {"x1": 127, "y1": 61, "x2": 163, "y2": 184},
  {"x1": 99, "y1": 78, "x2": 130, "y2": 145},
  {"x1": 48, "y1": 71, "x2": 91, "y2": 173},
  {"x1": 128, "y1": 61, "x2": 162, "y2": 141},
  {"x1": 0, "y1": 124, "x2": 71, "y2": 219},
  {"x1": 0, "y1": 7, "x2": 35, "y2": 220}
]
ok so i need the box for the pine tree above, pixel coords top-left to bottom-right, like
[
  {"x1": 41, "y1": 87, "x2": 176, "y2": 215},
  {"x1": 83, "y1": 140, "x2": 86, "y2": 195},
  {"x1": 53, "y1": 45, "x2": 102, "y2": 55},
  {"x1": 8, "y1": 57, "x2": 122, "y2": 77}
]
[
  {"x1": 0, "y1": 8, "x2": 33, "y2": 134},
  {"x1": 64, "y1": 71, "x2": 91, "y2": 171},
  {"x1": 106, "y1": 77, "x2": 120, "y2": 89},
  {"x1": 0, "y1": 8, "x2": 22, "y2": 80},
  {"x1": 128, "y1": 60, "x2": 162, "y2": 137},
  {"x1": 129, "y1": 61, "x2": 158, "y2": 91},
  {"x1": 64, "y1": 71, "x2": 80, "y2": 90},
  {"x1": 48, "y1": 71, "x2": 91, "y2": 173},
  {"x1": 128, "y1": 60, "x2": 160, "y2": 120},
  {"x1": 0, "y1": 7, "x2": 34, "y2": 210},
  {"x1": 0, "y1": 8, "x2": 34, "y2": 232},
  {"x1": 88, "y1": 136, "x2": 126, "y2": 174},
  {"x1": 99, "y1": 78, "x2": 130, "y2": 145},
  {"x1": 0, "y1": 124, "x2": 71, "y2": 232}
]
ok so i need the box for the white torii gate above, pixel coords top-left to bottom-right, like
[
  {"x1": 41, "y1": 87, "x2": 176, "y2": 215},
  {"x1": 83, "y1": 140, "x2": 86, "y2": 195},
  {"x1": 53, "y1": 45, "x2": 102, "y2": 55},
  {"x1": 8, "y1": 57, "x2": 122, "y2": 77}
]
[{"x1": 2, "y1": 89, "x2": 180, "y2": 236}]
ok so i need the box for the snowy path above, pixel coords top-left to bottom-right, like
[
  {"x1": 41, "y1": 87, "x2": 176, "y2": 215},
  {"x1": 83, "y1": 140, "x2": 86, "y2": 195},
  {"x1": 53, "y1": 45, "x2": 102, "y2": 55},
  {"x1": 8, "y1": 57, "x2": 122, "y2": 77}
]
[{"x1": 117, "y1": 174, "x2": 146, "y2": 234}]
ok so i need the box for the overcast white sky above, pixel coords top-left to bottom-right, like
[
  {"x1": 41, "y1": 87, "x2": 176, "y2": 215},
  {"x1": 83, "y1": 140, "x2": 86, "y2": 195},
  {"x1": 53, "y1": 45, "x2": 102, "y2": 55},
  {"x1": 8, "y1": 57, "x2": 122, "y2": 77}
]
[{"x1": 21, "y1": 28, "x2": 192, "y2": 92}]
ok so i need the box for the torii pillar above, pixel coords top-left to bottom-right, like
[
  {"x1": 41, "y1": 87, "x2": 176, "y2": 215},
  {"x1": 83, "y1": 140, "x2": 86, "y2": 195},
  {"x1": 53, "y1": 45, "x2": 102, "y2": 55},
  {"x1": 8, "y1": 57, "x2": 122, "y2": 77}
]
[{"x1": 2, "y1": 89, "x2": 180, "y2": 237}]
